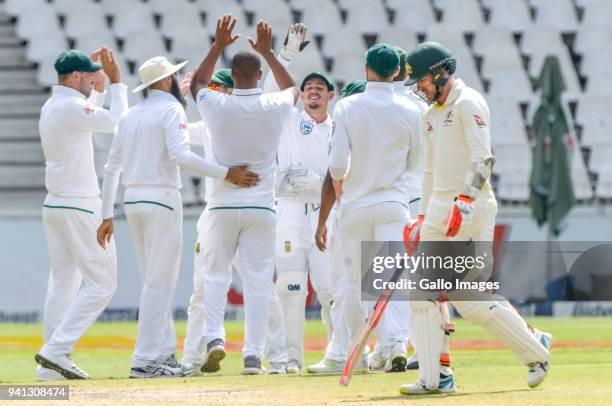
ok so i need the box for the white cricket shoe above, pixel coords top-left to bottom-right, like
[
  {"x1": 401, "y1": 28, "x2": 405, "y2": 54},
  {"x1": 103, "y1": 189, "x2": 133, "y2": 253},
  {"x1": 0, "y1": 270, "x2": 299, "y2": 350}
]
[
  {"x1": 129, "y1": 363, "x2": 183, "y2": 378},
  {"x1": 267, "y1": 362, "x2": 287, "y2": 374},
  {"x1": 385, "y1": 341, "x2": 408, "y2": 372},
  {"x1": 201, "y1": 339, "x2": 226, "y2": 373},
  {"x1": 307, "y1": 358, "x2": 345, "y2": 374},
  {"x1": 399, "y1": 373, "x2": 456, "y2": 395},
  {"x1": 35, "y1": 353, "x2": 89, "y2": 380},
  {"x1": 286, "y1": 359, "x2": 301, "y2": 374},
  {"x1": 36, "y1": 365, "x2": 66, "y2": 381},
  {"x1": 164, "y1": 354, "x2": 197, "y2": 376},
  {"x1": 527, "y1": 361, "x2": 549, "y2": 388}
]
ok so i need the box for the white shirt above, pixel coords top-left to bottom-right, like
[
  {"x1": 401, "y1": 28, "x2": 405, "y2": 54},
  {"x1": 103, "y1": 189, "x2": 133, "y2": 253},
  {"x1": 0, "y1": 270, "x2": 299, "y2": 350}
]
[
  {"x1": 39, "y1": 83, "x2": 128, "y2": 197},
  {"x1": 329, "y1": 81, "x2": 422, "y2": 210},
  {"x1": 394, "y1": 81, "x2": 428, "y2": 203},
  {"x1": 100, "y1": 90, "x2": 228, "y2": 218},
  {"x1": 422, "y1": 79, "x2": 493, "y2": 194},
  {"x1": 196, "y1": 87, "x2": 294, "y2": 207}
]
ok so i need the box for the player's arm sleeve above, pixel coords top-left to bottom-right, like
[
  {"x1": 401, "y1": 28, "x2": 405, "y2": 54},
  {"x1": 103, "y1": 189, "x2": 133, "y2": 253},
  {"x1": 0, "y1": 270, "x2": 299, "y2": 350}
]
[
  {"x1": 461, "y1": 99, "x2": 493, "y2": 162},
  {"x1": 100, "y1": 128, "x2": 123, "y2": 219},
  {"x1": 164, "y1": 105, "x2": 228, "y2": 179},
  {"x1": 68, "y1": 83, "x2": 128, "y2": 133},
  {"x1": 87, "y1": 89, "x2": 106, "y2": 107},
  {"x1": 195, "y1": 88, "x2": 223, "y2": 125},
  {"x1": 418, "y1": 124, "x2": 433, "y2": 216},
  {"x1": 263, "y1": 54, "x2": 291, "y2": 93},
  {"x1": 186, "y1": 121, "x2": 207, "y2": 147},
  {"x1": 406, "y1": 112, "x2": 422, "y2": 173},
  {"x1": 329, "y1": 104, "x2": 350, "y2": 180}
]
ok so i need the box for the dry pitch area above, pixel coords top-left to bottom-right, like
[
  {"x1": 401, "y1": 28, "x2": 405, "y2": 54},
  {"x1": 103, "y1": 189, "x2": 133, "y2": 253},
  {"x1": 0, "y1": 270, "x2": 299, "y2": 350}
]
[{"x1": 1, "y1": 317, "x2": 611, "y2": 405}]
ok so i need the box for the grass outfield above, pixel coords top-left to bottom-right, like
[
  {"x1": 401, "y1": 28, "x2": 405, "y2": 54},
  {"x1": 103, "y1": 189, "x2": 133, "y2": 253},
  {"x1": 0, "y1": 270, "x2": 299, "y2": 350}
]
[{"x1": 1, "y1": 317, "x2": 611, "y2": 405}]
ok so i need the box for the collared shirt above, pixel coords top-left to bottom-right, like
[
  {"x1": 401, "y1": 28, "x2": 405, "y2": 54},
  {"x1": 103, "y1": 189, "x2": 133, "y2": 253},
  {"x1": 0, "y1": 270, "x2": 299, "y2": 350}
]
[
  {"x1": 39, "y1": 83, "x2": 128, "y2": 197},
  {"x1": 394, "y1": 81, "x2": 428, "y2": 203},
  {"x1": 422, "y1": 78, "x2": 493, "y2": 194},
  {"x1": 100, "y1": 90, "x2": 228, "y2": 218},
  {"x1": 196, "y1": 87, "x2": 294, "y2": 207},
  {"x1": 329, "y1": 81, "x2": 422, "y2": 210},
  {"x1": 278, "y1": 109, "x2": 333, "y2": 179}
]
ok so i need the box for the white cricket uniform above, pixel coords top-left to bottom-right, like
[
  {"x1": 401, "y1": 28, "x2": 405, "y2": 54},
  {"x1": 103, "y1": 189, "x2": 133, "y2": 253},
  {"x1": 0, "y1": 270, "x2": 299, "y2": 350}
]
[
  {"x1": 100, "y1": 90, "x2": 228, "y2": 368},
  {"x1": 411, "y1": 79, "x2": 549, "y2": 389},
  {"x1": 195, "y1": 86, "x2": 294, "y2": 359},
  {"x1": 38, "y1": 84, "x2": 127, "y2": 358},
  {"x1": 329, "y1": 82, "x2": 422, "y2": 355},
  {"x1": 181, "y1": 121, "x2": 290, "y2": 365}
]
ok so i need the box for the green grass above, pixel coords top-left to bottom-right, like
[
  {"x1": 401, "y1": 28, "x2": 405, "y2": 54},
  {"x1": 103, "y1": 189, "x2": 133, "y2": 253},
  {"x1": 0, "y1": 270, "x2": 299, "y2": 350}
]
[{"x1": 1, "y1": 317, "x2": 611, "y2": 405}]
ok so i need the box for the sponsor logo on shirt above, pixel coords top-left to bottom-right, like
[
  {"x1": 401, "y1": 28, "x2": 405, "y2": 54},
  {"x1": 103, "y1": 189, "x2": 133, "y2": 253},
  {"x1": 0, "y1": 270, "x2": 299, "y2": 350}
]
[
  {"x1": 426, "y1": 121, "x2": 433, "y2": 133},
  {"x1": 195, "y1": 242, "x2": 201, "y2": 254},
  {"x1": 442, "y1": 110, "x2": 454, "y2": 126},
  {"x1": 284, "y1": 240, "x2": 292, "y2": 253},
  {"x1": 300, "y1": 120, "x2": 313, "y2": 135},
  {"x1": 288, "y1": 283, "x2": 301, "y2": 291},
  {"x1": 330, "y1": 121, "x2": 336, "y2": 137},
  {"x1": 199, "y1": 91, "x2": 209, "y2": 101},
  {"x1": 84, "y1": 103, "x2": 95, "y2": 114},
  {"x1": 473, "y1": 114, "x2": 487, "y2": 128}
]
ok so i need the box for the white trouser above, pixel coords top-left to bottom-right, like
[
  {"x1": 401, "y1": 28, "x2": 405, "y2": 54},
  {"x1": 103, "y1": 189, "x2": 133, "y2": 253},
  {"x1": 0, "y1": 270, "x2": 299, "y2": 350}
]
[
  {"x1": 268, "y1": 200, "x2": 348, "y2": 364},
  {"x1": 412, "y1": 189, "x2": 548, "y2": 388},
  {"x1": 339, "y1": 201, "x2": 410, "y2": 355},
  {"x1": 41, "y1": 194, "x2": 117, "y2": 357},
  {"x1": 183, "y1": 219, "x2": 289, "y2": 365},
  {"x1": 124, "y1": 187, "x2": 183, "y2": 368},
  {"x1": 200, "y1": 207, "x2": 276, "y2": 359}
]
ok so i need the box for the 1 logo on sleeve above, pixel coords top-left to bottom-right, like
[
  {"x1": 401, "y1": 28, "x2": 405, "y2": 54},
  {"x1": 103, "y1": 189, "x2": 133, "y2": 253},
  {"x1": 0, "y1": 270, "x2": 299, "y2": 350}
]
[
  {"x1": 84, "y1": 104, "x2": 95, "y2": 114},
  {"x1": 473, "y1": 114, "x2": 487, "y2": 128},
  {"x1": 179, "y1": 123, "x2": 187, "y2": 131}
]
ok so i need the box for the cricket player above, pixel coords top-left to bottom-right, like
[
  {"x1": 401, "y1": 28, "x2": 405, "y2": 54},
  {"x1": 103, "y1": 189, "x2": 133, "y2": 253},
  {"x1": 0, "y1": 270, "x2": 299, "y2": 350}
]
[
  {"x1": 35, "y1": 47, "x2": 127, "y2": 380},
  {"x1": 399, "y1": 42, "x2": 550, "y2": 395},
  {"x1": 180, "y1": 68, "x2": 290, "y2": 375},
  {"x1": 260, "y1": 26, "x2": 349, "y2": 375},
  {"x1": 97, "y1": 56, "x2": 258, "y2": 378},
  {"x1": 190, "y1": 15, "x2": 299, "y2": 375},
  {"x1": 316, "y1": 43, "x2": 422, "y2": 373}
]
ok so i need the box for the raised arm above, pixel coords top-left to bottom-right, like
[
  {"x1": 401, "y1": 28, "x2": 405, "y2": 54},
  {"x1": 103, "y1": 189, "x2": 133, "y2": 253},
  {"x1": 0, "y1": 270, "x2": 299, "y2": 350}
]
[
  {"x1": 190, "y1": 14, "x2": 240, "y2": 99},
  {"x1": 248, "y1": 20, "x2": 299, "y2": 103}
]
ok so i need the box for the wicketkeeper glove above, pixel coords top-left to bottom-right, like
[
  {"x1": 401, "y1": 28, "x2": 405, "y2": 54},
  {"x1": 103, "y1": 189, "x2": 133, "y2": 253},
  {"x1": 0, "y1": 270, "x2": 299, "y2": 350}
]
[
  {"x1": 445, "y1": 194, "x2": 475, "y2": 237},
  {"x1": 280, "y1": 24, "x2": 309, "y2": 61},
  {"x1": 403, "y1": 215, "x2": 424, "y2": 255}
]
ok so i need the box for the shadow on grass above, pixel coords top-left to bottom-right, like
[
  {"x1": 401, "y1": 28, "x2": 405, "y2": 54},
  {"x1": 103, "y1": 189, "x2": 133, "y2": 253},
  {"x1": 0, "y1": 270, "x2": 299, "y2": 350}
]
[{"x1": 341, "y1": 388, "x2": 535, "y2": 403}]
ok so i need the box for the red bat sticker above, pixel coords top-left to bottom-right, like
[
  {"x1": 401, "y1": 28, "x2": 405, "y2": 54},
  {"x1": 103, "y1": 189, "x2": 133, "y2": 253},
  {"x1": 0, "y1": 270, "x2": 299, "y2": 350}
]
[{"x1": 473, "y1": 114, "x2": 486, "y2": 128}]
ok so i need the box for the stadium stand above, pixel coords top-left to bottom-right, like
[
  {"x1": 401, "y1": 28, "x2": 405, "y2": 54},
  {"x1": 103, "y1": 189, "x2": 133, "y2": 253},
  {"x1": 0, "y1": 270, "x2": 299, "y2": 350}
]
[{"x1": 0, "y1": 0, "x2": 609, "y2": 210}]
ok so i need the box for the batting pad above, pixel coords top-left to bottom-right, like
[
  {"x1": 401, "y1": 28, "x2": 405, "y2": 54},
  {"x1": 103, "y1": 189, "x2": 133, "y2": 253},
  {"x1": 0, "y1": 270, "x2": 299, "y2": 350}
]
[
  {"x1": 453, "y1": 300, "x2": 550, "y2": 365},
  {"x1": 410, "y1": 301, "x2": 443, "y2": 389}
]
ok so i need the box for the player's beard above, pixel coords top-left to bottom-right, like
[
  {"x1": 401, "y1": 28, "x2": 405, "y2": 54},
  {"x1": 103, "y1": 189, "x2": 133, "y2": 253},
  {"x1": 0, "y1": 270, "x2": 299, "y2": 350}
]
[
  {"x1": 306, "y1": 100, "x2": 322, "y2": 110},
  {"x1": 169, "y1": 75, "x2": 186, "y2": 106}
]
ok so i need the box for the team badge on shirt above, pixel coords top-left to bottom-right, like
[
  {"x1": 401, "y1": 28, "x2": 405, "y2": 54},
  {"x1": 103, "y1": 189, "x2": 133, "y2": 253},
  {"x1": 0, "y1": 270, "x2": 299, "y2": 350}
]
[
  {"x1": 195, "y1": 242, "x2": 201, "y2": 254},
  {"x1": 473, "y1": 114, "x2": 487, "y2": 128},
  {"x1": 84, "y1": 104, "x2": 95, "y2": 114},
  {"x1": 300, "y1": 120, "x2": 313, "y2": 135},
  {"x1": 442, "y1": 110, "x2": 454, "y2": 126}
]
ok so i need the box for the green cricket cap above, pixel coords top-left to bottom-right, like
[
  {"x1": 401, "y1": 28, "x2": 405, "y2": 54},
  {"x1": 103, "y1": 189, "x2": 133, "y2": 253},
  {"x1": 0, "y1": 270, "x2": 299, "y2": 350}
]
[
  {"x1": 210, "y1": 68, "x2": 234, "y2": 88},
  {"x1": 365, "y1": 43, "x2": 400, "y2": 77},
  {"x1": 404, "y1": 42, "x2": 455, "y2": 85},
  {"x1": 341, "y1": 80, "x2": 366, "y2": 97},
  {"x1": 54, "y1": 49, "x2": 102, "y2": 75},
  {"x1": 301, "y1": 72, "x2": 335, "y2": 91}
]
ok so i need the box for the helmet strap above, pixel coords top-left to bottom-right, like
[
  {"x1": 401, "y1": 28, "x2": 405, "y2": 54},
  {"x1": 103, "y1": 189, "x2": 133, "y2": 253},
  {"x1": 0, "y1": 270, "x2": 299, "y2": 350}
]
[{"x1": 430, "y1": 60, "x2": 449, "y2": 103}]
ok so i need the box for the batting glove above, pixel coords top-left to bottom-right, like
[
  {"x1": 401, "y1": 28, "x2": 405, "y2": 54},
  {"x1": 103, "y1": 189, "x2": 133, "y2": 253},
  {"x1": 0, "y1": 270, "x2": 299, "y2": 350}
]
[
  {"x1": 280, "y1": 23, "x2": 309, "y2": 61},
  {"x1": 445, "y1": 194, "x2": 474, "y2": 237},
  {"x1": 403, "y1": 215, "x2": 424, "y2": 255}
]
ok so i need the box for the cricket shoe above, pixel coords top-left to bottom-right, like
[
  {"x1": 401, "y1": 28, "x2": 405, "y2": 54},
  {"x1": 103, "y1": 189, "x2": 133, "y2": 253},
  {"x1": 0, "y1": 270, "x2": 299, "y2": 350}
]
[
  {"x1": 385, "y1": 341, "x2": 408, "y2": 372},
  {"x1": 527, "y1": 361, "x2": 549, "y2": 388},
  {"x1": 36, "y1": 365, "x2": 66, "y2": 381},
  {"x1": 129, "y1": 362, "x2": 183, "y2": 378},
  {"x1": 267, "y1": 362, "x2": 287, "y2": 374},
  {"x1": 201, "y1": 339, "x2": 226, "y2": 373},
  {"x1": 307, "y1": 358, "x2": 345, "y2": 374},
  {"x1": 164, "y1": 354, "x2": 197, "y2": 376},
  {"x1": 34, "y1": 353, "x2": 89, "y2": 380},
  {"x1": 286, "y1": 359, "x2": 301, "y2": 374},
  {"x1": 368, "y1": 348, "x2": 387, "y2": 372},
  {"x1": 399, "y1": 372, "x2": 456, "y2": 395},
  {"x1": 243, "y1": 356, "x2": 264, "y2": 375},
  {"x1": 406, "y1": 352, "x2": 419, "y2": 370}
]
